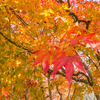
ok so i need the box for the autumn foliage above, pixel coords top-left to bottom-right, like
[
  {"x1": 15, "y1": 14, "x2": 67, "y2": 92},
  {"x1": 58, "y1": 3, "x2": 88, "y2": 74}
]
[{"x1": 0, "y1": 0, "x2": 100, "y2": 100}]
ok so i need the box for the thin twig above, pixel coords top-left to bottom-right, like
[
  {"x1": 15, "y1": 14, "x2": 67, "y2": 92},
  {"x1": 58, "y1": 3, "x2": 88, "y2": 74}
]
[
  {"x1": 71, "y1": 87, "x2": 76, "y2": 100},
  {"x1": 41, "y1": 87, "x2": 45, "y2": 99},
  {"x1": 25, "y1": 89, "x2": 28, "y2": 100},
  {"x1": 56, "y1": 86, "x2": 62, "y2": 100},
  {"x1": 67, "y1": 83, "x2": 71, "y2": 99},
  {"x1": 86, "y1": 54, "x2": 98, "y2": 69},
  {"x1": 48, "y1": 74, "x2": 52, "y2": 100}
]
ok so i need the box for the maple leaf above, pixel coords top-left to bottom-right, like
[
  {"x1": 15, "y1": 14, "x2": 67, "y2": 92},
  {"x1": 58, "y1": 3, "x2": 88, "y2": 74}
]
[
  {"x1": 67, "y1": 32, "x2": 96, "y2": 47},
  {"x1": 65, "y1": 61, "x2": 74, "y2": 88},
  {"x1": 32, "y1": 49, "x2": 50, "y2": 75},
  {"x1": 52, "y1": 54, "x2": 85, "y2": 88},
  {"x1": 42, "y1": 54, "x2": 50, "y2": 75},
  {"x1": 67, "y1": 38, "x2": 80, "y2": 46},
  {"x1": 81, "y1": 32, "x2": 96, "y2": 44},
  {"x1": 86, "y1": 41, "x2": 100, "y2": 52},
  {"x1": 32, "y1": 47, "x2": 85, "y2": 88},
  {"x1": 60, "y1": 26, "x2": 78, "y2": 42}
]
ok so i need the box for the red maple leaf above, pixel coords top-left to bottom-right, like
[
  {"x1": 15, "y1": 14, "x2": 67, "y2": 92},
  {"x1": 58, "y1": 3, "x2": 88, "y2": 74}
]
[
  {"x1": 86, "y1": 41, "x2": 100, "y2": 52},
  {"x1": 32, "y1": 49, "x2": 50, "y2": 75},
  {"x1": 32, "y1": 48, "x2": 86, "y2": 88},
  {"x1": 42, "y1": 54, "x2": 50, "y2": 75},
  {"x1": 67, "y1": 32, "x2": 96, "y2": 47},
  {"x1": 52, "y1": 54, "x2": 85, "y2": 88}
]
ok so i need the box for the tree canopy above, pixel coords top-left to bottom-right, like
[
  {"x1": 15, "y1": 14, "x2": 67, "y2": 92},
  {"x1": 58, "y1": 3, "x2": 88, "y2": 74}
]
[{"x1": 0, "y1": 0, "x2": 100, "y2": 100}]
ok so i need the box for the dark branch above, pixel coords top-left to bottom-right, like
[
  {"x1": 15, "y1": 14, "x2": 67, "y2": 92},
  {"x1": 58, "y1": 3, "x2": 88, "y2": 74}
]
[
  {"x1": 0, "y1": 32, "x2": 32, "y2": 52},
  {"x1": 96, "y1": 49, "x2": 100, "y2": 66},
  {"x1": 86, "y1": 54, "x2": 98, "y2": 69},
  {"x1": 67, "y1": 83, "x2": 71, "y2": 99},
  {"x1": 67, "y1": 0, "x2": 71, "y2": 8},
  {"x1": 41, "y1": 87, "x2": 45, "y2": 99},
  {"x1": 66, "y1": 10, "x2": 78, "y2": 23},
  {"x1": 61, "y1": 67, "x2": 92, "y2": 85},
  {"x1": 71, "y1": 87, "x2": 76, "y2": 100},
  {"x1": 78, "y1": 20, "x2": 91, "y2": 29},
  {"x1": 66, "y1": 10, "x2": 91, "y2": 29},
  {"x1": 72, "y1": 77, "x2": 88, "y2": 84},
  {"x1": 9, "y1": 6, "x2": 28, "y2": 26},
  {"x1": 55, "y1": 0, "x2": 64, "y2": 3},
  {"x1": 82, "y1": 61, "x2": 93, "y2": 81},
  {"x1": 73, "y1": 71, "x2": 91, "y2": 84},
  {"x1": 48, "y1": 74, "x2": 52, "y2": 100},
  {"x1": 75, "y1": 51, "x2": 94, "y2": 86},
  {"x1": 48, "y1": 69, "x2": 89, "y2": 84},
  {"x1": 56, "y1": 86, "x2": 62, "y2": 100},
  {"x1": 25, "y1": 89, "x2": 28, "y2": 100}
]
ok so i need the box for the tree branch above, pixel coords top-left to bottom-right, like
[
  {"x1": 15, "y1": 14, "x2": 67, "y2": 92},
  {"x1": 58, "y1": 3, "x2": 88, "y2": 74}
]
[
  {"x1": 86, "y1": 54, "x2": 98, "y2": 69},
  {"x1": 41, "y1": 87, "x2": 45, "y2": 99},
  {"x1": 67, "y1": 0, "x2": 71, "y2": 8},
  {"x1": 66, "y1": 10, "x2": 91, "y2": 29},
  {"x1": 78, "y1": 20, "x2": 91, "y2": 29},
  {"x1": 96, "y1": 49, "x2": 100, "y2": 66},
  {"x1": 73, "y1": 71, "x2": 90, "y2": 84},
  {"x1": 56, "y1": 86, "x2": 62, "y2": 100},
  {"x1": 81, "y1": 61, "x2": 93, "y2": 85},
  {"x1": 62, "y1": 68, "x2": 91, "y2": 85},
  {"x1": 75, "y1": 51, "x2": 94, "y2": 86},
  {"x1": 55, "y1": 0, "x2": 64, "y2": 3},
  {"x1": 67, "y1": 83, "x2": 71, "y2": 99},
  {"x1": 25, "y1": 89, "x2": 28, "y2": 100},
  {"x1": 0, "y1": 32, "x2": 32, "y2": 52},
  {"x1": 48, "y1": 74, "x2": 52, "y2": 100},
  {"x1": 71, "y1": 87, "x2": 76, "y2": 100},
  {"x1": 9, "y1": 6, "x2": 28, "y2": 26},
  {"x1": 48, "y1": 69, "x2": 89, "y2": 84}
]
